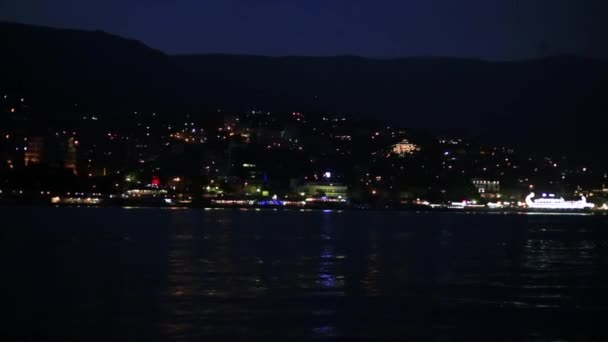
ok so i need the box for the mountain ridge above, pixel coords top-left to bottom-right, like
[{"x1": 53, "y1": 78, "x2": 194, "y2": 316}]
[{"x1": 1, "y1": 21, "x2": 607, "y2": 153}]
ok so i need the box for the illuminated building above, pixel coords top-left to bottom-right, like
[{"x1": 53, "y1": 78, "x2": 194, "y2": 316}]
[
  {"x1": 23, "y1": 136, "x2": 78, "y2": 174},
  {"x1": 64, "y1": 137, "x2": 78, "y2": 174},
  {"x1": 391, "y1": 139, "x2": 418, "y2": 156},
  {"x1": 24, "y1": 137, "x2": 44, "y2": 166},
  {"x1": 123, "y1": 188, "x2": 168, "y2": 197},
  {"x1": 448, "y1": 200, "x2": 485, "y2": 209},
  {"x1": 297, "y1": 182, "x2": 348, "y2": 199},
  {"x1": 472, "y1": 179, "x2": 500, "y2": 198},
  {"x1": 51, "y1": 196, "x2": 102, "y2": 205}
]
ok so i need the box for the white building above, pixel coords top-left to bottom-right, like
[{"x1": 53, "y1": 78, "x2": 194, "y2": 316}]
[{"x1": 391, "y1": 139, "x2": 419, "y2": 157}]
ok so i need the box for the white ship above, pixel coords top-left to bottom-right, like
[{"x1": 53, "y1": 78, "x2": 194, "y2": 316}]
[{"x1": 525, "y1": 192, "x2": 594, "y2": 210}]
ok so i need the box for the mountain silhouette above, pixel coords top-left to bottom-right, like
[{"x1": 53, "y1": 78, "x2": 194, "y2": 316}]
[{"x1": 1, "y1": 21, "x2": 607, "y2": 156}]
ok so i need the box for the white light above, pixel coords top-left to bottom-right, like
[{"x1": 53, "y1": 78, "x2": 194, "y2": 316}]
[{"x1": 525, "y1": 192, "x2": 594, "y2": 210}]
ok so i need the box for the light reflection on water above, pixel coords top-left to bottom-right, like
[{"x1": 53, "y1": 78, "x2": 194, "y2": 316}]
[{"x1": 8, "y1": 208, "x2": 608, "y2": 341}]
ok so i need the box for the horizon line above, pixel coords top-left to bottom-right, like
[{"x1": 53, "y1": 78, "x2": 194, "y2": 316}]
[{"x1": 1, "y1": 20, "x2": 605, "y2": 63}]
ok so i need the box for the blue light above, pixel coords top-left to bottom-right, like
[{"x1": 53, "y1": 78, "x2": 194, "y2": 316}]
[{"x1": 257, "y1": 200, "x2": 284, "y2": 206}]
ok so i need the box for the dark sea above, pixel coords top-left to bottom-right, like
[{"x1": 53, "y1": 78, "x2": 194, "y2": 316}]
[{"x1": 4, "y1": 207, "x2": 608, "y2": 341}]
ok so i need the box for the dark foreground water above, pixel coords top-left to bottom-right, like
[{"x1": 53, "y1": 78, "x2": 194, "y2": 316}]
[{"x1": 3, "y1": 207, "x2": 608, "y2": 341}]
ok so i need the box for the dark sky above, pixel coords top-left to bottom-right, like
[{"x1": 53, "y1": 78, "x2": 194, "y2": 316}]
[{"x1": 1, "y1": 0, "x2": 607, "y2": 60}]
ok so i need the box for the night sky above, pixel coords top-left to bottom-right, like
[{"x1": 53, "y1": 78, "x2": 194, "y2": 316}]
[{"x1": 1, "y1": 0, "x2": 607, "y2": 60}]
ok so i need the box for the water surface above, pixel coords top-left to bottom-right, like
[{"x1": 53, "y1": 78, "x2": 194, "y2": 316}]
[{"x1": 4, "y1": 207, "x2": 608, "y2": 341}]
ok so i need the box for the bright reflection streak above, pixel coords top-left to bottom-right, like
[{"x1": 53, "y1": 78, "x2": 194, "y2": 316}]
[{"x1": 523, "y1": 212, "x2": 592, "y2": 216}]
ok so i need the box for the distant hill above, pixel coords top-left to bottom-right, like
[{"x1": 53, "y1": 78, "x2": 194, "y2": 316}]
[
  {"x1": 174, "y1": 54, "x2": 608, "y2": 145},
  {"x1": 0, "y1": 21, "x2": 188, "y2": 115},
  {"x1": 1, "y1": 21, "x2": 607, "y2": 153}
]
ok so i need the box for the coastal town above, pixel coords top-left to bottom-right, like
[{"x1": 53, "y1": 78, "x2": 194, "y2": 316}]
[{"x1": 2, "y1": 91, "x2": 607, "y2": 211}]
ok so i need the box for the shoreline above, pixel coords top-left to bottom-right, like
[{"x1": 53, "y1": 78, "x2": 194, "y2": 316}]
[{"x1": 1, "y1": 199, "x2": 605, "y2": 215}]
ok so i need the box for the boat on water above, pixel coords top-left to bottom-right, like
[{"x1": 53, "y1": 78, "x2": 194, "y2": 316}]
[{"x1": 525, "y1": 192, "x2": 594, "y2": 210}]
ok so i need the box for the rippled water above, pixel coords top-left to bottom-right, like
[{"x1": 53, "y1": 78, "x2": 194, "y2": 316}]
[{"x1": 4, "y1": 207, "x2": 608, "y2": 341}]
